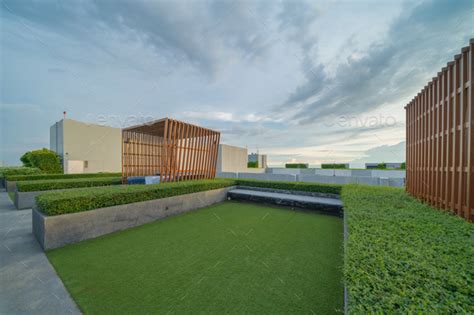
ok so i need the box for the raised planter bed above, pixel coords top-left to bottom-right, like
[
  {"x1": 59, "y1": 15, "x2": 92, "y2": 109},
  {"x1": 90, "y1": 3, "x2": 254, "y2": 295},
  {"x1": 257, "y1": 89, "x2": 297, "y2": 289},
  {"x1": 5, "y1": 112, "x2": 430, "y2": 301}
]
[
  {"x1": 33, "y1": 186, "x2": 234, "y2": 250},
  {"x1": 15, "y1": 190, "x2": 62, "y2": 210},
  {"x1": 5, "y1": 180, "x2": 17, "y2": 193}
]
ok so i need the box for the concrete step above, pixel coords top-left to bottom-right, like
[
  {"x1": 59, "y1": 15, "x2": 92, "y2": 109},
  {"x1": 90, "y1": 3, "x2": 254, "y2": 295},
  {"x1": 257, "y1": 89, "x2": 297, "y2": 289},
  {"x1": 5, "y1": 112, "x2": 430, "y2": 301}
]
[{"x1": 228, "y1": 188, "x2": 343, "y2": 216}]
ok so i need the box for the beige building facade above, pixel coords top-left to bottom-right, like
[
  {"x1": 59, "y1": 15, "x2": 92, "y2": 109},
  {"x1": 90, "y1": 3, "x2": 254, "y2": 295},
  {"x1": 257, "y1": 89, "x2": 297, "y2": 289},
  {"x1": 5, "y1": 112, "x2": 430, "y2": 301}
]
[
  {"x1": 50, "y1": 119, "x2": 121, "y2": 174},
  {"x1": 216, "y1": 144, "x2": 248, "y2": 173}
]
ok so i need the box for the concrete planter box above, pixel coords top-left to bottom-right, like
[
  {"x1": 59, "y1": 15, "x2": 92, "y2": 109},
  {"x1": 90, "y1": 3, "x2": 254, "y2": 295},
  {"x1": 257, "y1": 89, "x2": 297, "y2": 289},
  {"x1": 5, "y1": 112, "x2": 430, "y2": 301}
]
[
  {"x1": 14, "y1": 189, "x2": 65, "y2": 210},
  {"x1": 6, "y1": 180, "x2": 17, "y2": 193},
  {"x1": 33, "y1": 186, "x2": 234, "y2": 250}
]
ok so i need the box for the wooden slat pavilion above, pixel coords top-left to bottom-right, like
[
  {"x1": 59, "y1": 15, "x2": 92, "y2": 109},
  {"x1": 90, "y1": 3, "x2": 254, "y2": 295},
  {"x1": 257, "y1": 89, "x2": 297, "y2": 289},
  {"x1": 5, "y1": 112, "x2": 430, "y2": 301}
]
[{"x1": 122, "y1": 118, "x2": 220, "y2": 183}]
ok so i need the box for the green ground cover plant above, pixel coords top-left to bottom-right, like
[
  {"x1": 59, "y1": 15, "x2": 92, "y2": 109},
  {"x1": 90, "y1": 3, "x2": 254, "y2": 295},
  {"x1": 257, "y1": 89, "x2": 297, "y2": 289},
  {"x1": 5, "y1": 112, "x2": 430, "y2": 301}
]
[
  {"x1": 342, "y1": 185, "x2": 473, "y2": 313},
  {"x1": 47, "y1": 201, "x2": 343, "y2": 314},
  {"x1": 6, "y1": 172, "x2": 121, "y2": 182},
  {"x1": 17, "y1": 177, "x2": 122, "y2": 193}
]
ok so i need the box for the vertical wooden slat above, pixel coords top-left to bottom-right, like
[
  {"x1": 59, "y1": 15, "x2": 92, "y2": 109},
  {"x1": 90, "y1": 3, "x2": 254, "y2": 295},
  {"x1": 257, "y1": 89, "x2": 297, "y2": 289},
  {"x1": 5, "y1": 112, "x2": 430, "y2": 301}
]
[
  {"x1": 174, "y1": 121, "x2": 181, "y2": 181},
  {"x1": 190, "y1": 125, "x2": 197, "y2": 180},
  {"x1": 196, "y1": 127, "x2": 204, "y2": 179},
  {"x1": 205, "y1": 129, "x2": 212, "y2": 178},
  {"x1": 468, "y1": 41, "x2": 474, "y2": 220},
  {"x1": 183, "y1": 123, "x2": 190, "y2": 181}
]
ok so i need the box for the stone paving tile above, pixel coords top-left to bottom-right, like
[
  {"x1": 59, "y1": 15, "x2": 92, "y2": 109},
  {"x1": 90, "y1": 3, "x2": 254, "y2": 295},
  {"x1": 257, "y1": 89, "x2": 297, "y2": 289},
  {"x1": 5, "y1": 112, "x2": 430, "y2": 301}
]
[{"x1": 0, "y1": 189, "x2": 81, "y2": 315}]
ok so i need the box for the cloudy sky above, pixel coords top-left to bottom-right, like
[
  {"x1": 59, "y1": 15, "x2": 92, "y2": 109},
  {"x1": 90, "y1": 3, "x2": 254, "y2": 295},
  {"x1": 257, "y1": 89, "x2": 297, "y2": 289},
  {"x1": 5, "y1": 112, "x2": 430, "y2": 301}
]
[{"x1": 0, "y1": 0, "x2": 472, "y2": 166}]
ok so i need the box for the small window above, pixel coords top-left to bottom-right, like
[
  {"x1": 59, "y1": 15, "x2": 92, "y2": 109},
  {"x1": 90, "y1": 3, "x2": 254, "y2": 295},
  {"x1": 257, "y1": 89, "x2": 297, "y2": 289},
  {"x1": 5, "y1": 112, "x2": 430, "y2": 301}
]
[{"x1": 84, "y1": 160, "x2": 89, "y2": 168}]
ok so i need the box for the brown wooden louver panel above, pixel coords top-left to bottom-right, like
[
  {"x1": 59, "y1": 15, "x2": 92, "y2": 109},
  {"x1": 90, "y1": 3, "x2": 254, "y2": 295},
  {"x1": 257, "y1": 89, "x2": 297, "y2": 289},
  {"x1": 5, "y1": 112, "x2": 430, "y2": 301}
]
[
  {"x1": 122, "y1": 118, "x2": 220, "y2": 183},
  {"x1": 405, "y1": 39, "x2": 474, "y2": 221}
]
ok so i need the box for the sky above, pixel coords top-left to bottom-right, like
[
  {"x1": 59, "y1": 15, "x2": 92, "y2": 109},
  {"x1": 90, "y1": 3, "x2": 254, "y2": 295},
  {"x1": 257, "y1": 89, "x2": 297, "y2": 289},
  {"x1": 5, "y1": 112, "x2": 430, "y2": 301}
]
[{"x1": 0, "y1": 0, "x2": 472, "y2": 167}]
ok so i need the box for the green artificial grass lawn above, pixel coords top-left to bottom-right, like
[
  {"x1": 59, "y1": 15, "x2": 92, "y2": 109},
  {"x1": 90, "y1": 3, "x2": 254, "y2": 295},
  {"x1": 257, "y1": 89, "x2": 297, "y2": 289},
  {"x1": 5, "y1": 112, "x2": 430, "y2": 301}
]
[{"x1": 47, "y1": 201, "x2": 343, "y2": 314}]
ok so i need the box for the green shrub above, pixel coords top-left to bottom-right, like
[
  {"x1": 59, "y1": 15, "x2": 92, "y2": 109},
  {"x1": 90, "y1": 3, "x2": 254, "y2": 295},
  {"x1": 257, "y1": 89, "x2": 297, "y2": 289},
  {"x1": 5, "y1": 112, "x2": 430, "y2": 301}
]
[
  {"x1": 247, "y1": 161, "x2": 258, "y2": 168},
  {"x1": 17, "y1": 177, "x2": 122, "y2": 192},
  {"x1": 400, "y1": 162, "x2": 406, "y2": 169},
  {"x1": 376, "y1": 162, "x2": 387, "y2": 169},
  {"x1": 0, "y1": 166, "x2": 42, "y2": 177},
  {"x1": 321, "y1": 163, "x2": 348, "y2": 169},
  {"x1": 285, "y1": 163, "x2": 308, "y2": 169},
  {"x1": 36, "y1": 179, "x2": 237, "y2": 215},
  {"x1": 236, "y1": 179, "x2": 341, "y2": 195},
  {"x1": 20, "y1": 148, "x2": 62, "y2": 174},
  {"x1": 342, "y1": 185, "x2": 473, "y2": 313},
  {"x1": 6, "y1": 172, "x2": 121, "y2": 182}
]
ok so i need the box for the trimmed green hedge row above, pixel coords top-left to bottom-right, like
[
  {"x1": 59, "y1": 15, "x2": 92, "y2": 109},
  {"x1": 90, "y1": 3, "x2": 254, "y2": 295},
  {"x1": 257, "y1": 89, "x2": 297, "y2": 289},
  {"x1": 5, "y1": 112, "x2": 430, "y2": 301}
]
[
  {"x1": 0, "y1": 167, "x2": 42, "y2": 177},
  {"x1": 342, "y1": 185, "x2": 473, "y2": 313},
  {"x1": 236, "y1": 179, "x2": 342, "y2": 195},
  {"x1": 285, "y1": 163, "x2": 308, "y2": 168},
  {"x1": 17, "y1": 177, "x2": 122, "y2": 192},
  {"x1": 36, "y1": 178, "x2": 343, "y2": 216},
  {"x1": 36, "y1": 179, "x2": 236, "y2": 216},
  {"x1": 321, "y1": 163, "x2": 348, "y2": 169},
  {"x1": 7, "y1": 172, "x2": 121, "y2": 182}
]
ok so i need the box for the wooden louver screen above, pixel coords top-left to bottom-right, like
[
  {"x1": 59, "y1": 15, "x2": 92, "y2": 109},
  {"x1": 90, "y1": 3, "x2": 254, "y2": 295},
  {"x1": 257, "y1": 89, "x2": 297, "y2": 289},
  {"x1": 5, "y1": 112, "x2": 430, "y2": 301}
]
[
  {"x1": 122, "y1": 118, "x2": 221, "y2": 183},
  {"x1": 405, "y1": 39, "x2": 473, "y2": 221}
]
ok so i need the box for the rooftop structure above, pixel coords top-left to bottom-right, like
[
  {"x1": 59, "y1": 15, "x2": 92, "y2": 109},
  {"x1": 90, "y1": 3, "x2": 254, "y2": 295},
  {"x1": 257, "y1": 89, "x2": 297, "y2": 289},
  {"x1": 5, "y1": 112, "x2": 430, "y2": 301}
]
[
  {"x1": 122, "y1": 118, "x2": 220, "y2": 182},
  {"x1": 50, "y1": 119, "x2": 121, "y2": 174}
]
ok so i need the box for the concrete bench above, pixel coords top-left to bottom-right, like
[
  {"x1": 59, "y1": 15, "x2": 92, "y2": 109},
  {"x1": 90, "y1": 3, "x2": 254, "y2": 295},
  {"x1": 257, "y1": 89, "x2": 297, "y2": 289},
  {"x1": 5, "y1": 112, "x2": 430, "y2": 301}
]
[{"x1": 228, "y1": 187, "x2": 343, "y2": 216}]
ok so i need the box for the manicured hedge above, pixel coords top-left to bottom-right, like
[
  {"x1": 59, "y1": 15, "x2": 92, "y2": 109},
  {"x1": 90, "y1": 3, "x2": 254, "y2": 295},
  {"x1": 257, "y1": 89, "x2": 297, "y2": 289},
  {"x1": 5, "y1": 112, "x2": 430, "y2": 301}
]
[
  {"x1": 236, "y1": 179, "x2": 342, "y2": 195},
  {"x1": 0, "y1": 167, "x2": 42, "y2": 177},
  {"x1": 285, "y1": 163, "x2": 308, "y2": 168},
  {"x1": 17, "y1": 177, "x2": 122, "y2": 192},
  {"x1": 321, "y1": 163, "x2": 348, "y2": 169},
  {"x1": 342, "y1": 185, "x2": 473, "y2": 313},
  {"x1": 6, "y1": 172, "x2": 121, "y2": 182},
  {"x1": 36, "y1": 178, "x2": 343, "y2": 216},
  {"x1": 36, "y1": 179, "x2": 237, "y2": 215}
]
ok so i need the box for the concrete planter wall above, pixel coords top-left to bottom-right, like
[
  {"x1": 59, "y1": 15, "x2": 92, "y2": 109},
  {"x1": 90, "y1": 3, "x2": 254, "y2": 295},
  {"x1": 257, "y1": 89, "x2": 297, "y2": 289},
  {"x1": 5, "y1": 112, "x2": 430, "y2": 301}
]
[
  {"x1": 33, "y1": 186, "x2": 234, "y2": 250},
  {"x1": 14, "y1": 189, "x2": 65, "y2": 210},
  {"x1": 6, "y1": 180, "x2": 17, "y2": 193}
]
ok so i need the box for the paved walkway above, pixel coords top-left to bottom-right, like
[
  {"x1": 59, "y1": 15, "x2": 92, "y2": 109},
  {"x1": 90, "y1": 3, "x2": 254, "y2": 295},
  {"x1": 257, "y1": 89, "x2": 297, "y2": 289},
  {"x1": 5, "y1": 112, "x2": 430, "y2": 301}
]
[{"x1": 0, "y1": 190, "x2": 80, "y2": 314}]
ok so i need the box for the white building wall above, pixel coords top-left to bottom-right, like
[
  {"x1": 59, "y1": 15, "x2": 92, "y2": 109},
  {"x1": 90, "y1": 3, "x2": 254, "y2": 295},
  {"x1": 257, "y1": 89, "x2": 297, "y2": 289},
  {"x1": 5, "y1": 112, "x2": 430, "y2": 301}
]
[
  {"x1": 50, "y1": 119, "x2": 122, "y2": 174},
  {"x1": 217, "y1": 144, "x2": 248, "y2": 173}
]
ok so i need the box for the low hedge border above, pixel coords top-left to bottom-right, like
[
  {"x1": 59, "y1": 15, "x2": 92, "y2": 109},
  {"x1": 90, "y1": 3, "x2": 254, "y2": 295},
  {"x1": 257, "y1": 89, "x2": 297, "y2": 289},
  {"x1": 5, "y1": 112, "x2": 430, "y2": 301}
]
[
  {"x1": 235, "y1": 178, "x2": 342, "y2": 195},
  {"x1": 36, "y1": 179, "x2": 236, "y2": 216},
  {"x1": 342, "y1": 185, "x2": 473, "y2": 313},
  {"x1": 17, "y1": 177, "x2": 122, "y2": 192},
  {"x1": 36, "y1": 178, "x2": 342, "y2": 216},
  {"x1": 6, "y1": 172, "x2": 121, "y2": 181},
  {"x1": 0, "y1": 167, "x2": 42, "y2": 177}
]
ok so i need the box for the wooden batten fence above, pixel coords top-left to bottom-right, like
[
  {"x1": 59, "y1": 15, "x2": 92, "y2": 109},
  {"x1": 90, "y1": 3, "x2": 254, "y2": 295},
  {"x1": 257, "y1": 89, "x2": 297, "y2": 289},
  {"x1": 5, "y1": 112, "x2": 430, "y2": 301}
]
[
  {"x1": 122, "y1": 118, "x2": 220, "y2": 182},
  {"x1": 405, "y1": 39, "x2": 474, "y2": 221}
]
